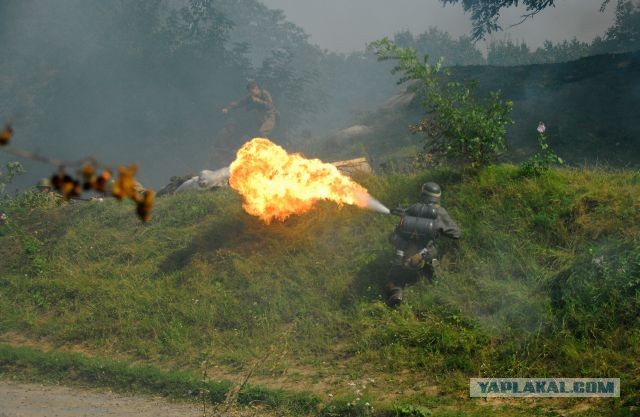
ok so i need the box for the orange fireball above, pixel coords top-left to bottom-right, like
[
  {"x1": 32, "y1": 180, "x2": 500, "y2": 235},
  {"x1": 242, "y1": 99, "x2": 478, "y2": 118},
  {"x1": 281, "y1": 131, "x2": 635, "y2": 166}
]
[{"x1": 229, "y1": 138, "x2": 370, "y2": 223}]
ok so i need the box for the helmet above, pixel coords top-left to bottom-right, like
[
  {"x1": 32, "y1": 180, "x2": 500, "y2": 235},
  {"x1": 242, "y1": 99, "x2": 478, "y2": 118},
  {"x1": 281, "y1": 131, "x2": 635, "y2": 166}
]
[
  {"x1": 420, "y1": 182, "x2": 441, "y2": 203},
  {"x1": 37, "y1": 178, "x2": 52, "y2": 189}
]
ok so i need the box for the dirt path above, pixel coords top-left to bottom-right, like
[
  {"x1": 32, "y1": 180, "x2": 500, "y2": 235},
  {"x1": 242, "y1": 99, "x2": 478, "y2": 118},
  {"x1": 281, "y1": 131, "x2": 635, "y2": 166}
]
[{"x1": 0, "y1": 380, "x2": 203, "y2": 417}]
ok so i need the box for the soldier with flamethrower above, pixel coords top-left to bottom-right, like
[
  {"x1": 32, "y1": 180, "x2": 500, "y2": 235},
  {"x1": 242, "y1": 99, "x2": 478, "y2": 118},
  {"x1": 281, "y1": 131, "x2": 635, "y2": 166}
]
[{"x1": 385, "y1": 182, "x2": 461, "y2": 307}]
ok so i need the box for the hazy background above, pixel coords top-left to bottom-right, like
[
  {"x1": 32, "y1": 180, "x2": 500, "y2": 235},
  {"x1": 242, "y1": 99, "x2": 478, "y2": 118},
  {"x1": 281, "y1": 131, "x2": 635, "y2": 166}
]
[
  {"x1": 0, "y1": 0, "x2": 633, "y2": 191},
  {"x1": 260, "y1": 0, "x2": 616, "y2": 52}
]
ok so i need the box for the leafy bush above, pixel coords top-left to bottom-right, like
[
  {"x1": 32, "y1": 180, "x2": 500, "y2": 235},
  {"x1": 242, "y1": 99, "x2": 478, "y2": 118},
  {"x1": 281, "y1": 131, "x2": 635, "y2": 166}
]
[{"x1": 371, "y1": 38, "x2": 513, "y2": 169}]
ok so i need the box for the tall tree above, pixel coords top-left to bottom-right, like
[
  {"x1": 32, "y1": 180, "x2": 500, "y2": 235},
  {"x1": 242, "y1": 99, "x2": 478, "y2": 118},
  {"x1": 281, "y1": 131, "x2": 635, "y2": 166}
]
[{"x1": 592, "y1": 0, "x2": 640, "y2": 53}]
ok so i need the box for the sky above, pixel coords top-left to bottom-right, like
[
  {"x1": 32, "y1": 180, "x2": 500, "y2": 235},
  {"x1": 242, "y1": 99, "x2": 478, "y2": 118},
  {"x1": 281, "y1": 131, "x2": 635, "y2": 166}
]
[{"x1": 259, "y1": 0, "x2": 617, "y2": 53}]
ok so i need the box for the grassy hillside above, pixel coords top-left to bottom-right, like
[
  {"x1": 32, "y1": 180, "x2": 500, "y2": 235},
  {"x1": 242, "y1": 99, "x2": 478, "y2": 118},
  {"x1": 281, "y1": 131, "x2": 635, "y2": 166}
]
[{"x1": 0, "y1": 165, "x2": 639, "y2": 416}]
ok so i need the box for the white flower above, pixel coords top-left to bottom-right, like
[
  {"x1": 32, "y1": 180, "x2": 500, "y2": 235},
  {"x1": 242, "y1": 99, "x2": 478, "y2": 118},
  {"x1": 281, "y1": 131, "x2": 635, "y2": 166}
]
[{"x1": 537, "y1": 122, "x2": 546, "y2": 134}]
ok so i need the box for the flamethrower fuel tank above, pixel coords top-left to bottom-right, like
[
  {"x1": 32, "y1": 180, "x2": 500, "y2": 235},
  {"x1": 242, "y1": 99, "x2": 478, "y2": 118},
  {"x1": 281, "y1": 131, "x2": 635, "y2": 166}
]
[{"x1": 397, "y1": 216, "x2": 437, "y2": 243}]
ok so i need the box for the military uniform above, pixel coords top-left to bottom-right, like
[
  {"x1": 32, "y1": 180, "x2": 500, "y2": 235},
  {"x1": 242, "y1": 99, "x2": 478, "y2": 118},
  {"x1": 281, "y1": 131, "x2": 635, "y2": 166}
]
[
  {"x1": 385, "y1": 182, "x2": 461, "y2": 307},
  {"x1": 227, "y1": 89, "x2": 278, "y2": 137}
]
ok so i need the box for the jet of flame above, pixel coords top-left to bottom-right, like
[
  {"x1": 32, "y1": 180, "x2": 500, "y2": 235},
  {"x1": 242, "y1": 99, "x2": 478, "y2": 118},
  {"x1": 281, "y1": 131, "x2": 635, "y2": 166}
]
[{"x1": 229, "y1": 138, "x2": 389, "y2": 223}]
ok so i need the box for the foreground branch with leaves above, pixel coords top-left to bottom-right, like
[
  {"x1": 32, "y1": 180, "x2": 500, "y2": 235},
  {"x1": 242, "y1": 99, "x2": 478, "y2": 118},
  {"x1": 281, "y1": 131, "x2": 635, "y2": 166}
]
[{"x1": 0, "y1": 121, "x2": 154, "y2": 222}]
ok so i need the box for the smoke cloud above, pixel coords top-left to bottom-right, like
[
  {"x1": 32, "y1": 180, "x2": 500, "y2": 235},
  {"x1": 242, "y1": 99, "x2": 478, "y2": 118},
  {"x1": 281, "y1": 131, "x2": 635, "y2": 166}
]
[{"x1": 260, "y1": 0, "x2": 616, "y2": 53}]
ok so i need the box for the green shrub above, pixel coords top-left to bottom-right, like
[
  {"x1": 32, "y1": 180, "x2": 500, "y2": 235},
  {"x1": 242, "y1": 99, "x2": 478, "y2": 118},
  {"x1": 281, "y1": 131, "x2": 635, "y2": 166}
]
[{"x1": 371, "y1": 38, "x2": 513, "y2": 169}]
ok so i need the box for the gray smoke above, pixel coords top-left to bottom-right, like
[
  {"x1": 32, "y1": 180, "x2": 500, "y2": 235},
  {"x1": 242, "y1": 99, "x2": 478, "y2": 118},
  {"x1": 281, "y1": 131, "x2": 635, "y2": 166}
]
[
  {"x1": 260, "y1": 0, "x2": 615, "y2": 53},
  {"x1": 363, "y1": 194, "x2": 391, "y2": 215}
]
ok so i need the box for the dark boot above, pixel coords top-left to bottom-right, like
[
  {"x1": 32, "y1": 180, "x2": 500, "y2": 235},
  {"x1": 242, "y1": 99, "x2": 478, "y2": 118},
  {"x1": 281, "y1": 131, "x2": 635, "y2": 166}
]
[{"x1": 386, "y1": 286, "x2": 403, "y2": 308}]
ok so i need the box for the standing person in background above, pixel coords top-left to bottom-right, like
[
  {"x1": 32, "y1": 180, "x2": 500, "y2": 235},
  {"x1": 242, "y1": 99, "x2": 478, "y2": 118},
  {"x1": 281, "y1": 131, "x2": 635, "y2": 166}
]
[{"x1": 222, "y1": 81, "x2": 278, "y2": 138}]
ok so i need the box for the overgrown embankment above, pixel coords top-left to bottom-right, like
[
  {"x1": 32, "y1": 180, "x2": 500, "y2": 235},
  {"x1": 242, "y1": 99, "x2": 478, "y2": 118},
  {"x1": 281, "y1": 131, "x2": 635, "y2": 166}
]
[
  {"x1": 452, "y1": 51, "x2": 640, "y2": 165},
  {"x1": 311, "y1": 51, "x2": 640, "y2": 170},
  {"x1": 0, "y1": 165, "x2": 638, "y2": 416}
]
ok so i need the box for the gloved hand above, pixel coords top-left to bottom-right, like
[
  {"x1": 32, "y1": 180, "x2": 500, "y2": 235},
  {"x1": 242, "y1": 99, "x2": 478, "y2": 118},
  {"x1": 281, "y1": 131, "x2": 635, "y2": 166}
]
[
  {"x1": 405, "y1": 252, "x2": 426, "y2": 270},
  {"x1": 419, "y1": 247, "x2": 438, "y2": 265},
  {"x1": 390, "y1": 207, "x2": 406, "y2": 216}
]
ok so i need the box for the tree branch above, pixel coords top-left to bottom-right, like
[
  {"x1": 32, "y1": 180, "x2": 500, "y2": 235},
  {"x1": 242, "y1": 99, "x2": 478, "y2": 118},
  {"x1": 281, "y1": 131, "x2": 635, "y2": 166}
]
[
  {"x1": 2, "y1": 145, "x2": 98, "y2": 169},
  {"x1": 506, "y1": 9, "x2": 545, "y2": 30}
]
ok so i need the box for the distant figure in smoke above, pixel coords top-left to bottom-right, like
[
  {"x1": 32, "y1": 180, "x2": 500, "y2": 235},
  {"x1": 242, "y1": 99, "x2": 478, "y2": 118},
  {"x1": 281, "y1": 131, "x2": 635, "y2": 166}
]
[
  {"x1": 222, "y1": 81, "x2": 278, "y2": 138},
  {"x1": 386, "y1": 182, "x2": 461, "y2": 307},
  {"x1": 35, "y1": 178, "x2": 61, "y2": 202},
  {"x1": 36, "y1": 178, "x2": 53, "y2": 194}
]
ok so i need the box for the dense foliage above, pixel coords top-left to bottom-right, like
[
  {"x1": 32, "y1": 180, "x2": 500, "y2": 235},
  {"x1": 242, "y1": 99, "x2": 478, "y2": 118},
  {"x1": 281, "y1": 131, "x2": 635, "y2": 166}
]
[
  {"x1": 372, "y1": 39, "x2": 514, "y2": 168},
  {"x1": 2, "y1": 0, "x2": 639, "y2": 191},
  {"x1": 392, "y1": 28, "x2": 485, "y2": 66},
  {"x1": 0, "y1": 0, "x2": 321, "y2": 186},
  {"x1": 487, "y1": 37, "x2": 592, "y2": 65},
  {"x1": 487, "y1": 0, "x2": 640, "y2": 65},
  {"x1": 593, "y1": 0, "x2": 640, "y2": 53}
]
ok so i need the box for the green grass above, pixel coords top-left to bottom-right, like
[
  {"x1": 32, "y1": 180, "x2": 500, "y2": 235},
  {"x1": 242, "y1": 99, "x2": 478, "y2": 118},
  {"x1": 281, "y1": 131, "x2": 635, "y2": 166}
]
[
  {"x1": 0, "y1": 164, "x2": 638, "y2": 416},
  {"x1": 0, "y1": 344, "x2": 319, "y2": 414}
]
